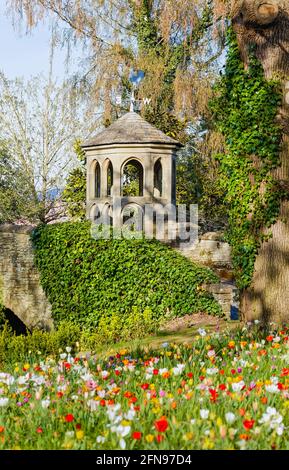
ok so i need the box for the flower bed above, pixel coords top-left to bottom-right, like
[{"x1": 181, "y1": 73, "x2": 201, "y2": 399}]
[{"x1": 0, "y1": 324, "x2": 289, "y2": 450}]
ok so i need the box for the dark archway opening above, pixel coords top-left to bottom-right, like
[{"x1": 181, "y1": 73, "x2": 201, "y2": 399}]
[
  {"x1": 0, "y1": 308, "x2": 29, "y2": 335},
  {"x1": 172, "y1": 158, "x2": 176, "y2": 204},
  {"x1": 154, "y1": 159, "x2": 163, "y2": 197},
  {"x1": 107, "y1": 161, "x2": 113, "y2": 196},
  {"x1": 94, "y1": 161, "x2": 101, "y2": 198},
  {"x1": 122, "y1": 205, "x2": 144, "y2": 232},
  {"x1": 102, "y1": 204, "x2": 113, "y2": 226},
  {"x1": 122, "y1": 159, "x2": 144, "y2": 197}
]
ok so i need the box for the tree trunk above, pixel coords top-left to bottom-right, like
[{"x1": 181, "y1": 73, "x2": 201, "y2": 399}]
[{"x1": 231, "y1": 0, "x2": 289, "y2": 322}]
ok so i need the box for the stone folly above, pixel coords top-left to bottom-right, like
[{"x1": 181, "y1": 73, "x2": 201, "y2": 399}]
[{"x1": 82, "y1": 111, "x2": 183, "y2": 232}]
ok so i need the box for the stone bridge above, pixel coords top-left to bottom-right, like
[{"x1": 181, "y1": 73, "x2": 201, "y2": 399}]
[{"x1": 0, "y1": 225, "x2": 53, "y2": 330}]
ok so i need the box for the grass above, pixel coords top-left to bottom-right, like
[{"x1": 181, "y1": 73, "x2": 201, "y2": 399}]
[{"x1": 94, "y1": 318, "x2": 240, "y2": 358}]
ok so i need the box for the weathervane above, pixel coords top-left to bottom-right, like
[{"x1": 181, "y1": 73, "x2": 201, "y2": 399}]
[
  {"x1": 115, "y1": 70, "x2": 151, "y2": 111},
  {"x1": 129, "y1": 70, "x2": 145, "y2": 112}
]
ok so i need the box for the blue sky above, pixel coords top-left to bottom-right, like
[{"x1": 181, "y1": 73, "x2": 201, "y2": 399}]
[{"x1": 0, "y1": 3, "x2": 79, "y2": 81}]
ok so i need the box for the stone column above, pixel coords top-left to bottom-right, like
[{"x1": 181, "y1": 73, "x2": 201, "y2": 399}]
[
  {"x1": 86, "y1": 156, "x2": 94, "y2": 218},
  {"x1": 162, "y1": 153, "x2": 173, "y2": 203},
  {"x1": 101, "y1": 160, "x2": 107, "y2": 198},
  {"x1": 111, "y1": 159, "x2": 122, "y2": 197},
  {"x1": 143, "y1": 153, "x2": 154, "y2": 199}
]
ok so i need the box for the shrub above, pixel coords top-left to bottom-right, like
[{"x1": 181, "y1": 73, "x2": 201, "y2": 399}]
[
  {"x1": 0, "y1": 310, "x2": 158, "y2": 366},
  {"x1": 31, "y1": 221, "x2": 222, "y2": 327},
  {"x1": 80, "y1": 307, "x2": 160, "y2": 349},
  {"x1": 0, "y1": 321, "x2": 81, "y2": 366},
  {"x1": 0, "y1": 305, "x2": 5, "y2": 328}
]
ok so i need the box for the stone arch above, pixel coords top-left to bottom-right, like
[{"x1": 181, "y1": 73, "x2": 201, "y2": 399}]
[
  {"x1": 0, "y1": 225, "x2": 53, "y2": 331},
  {"x1": 1, "y1": 307, "x2": 29, "y2": 335},
  {"x1": 89, "y1": 203, "x2": 100, "y2": 221},
  {"x1": 121, "y1": 158, "x2": 144, "y2": 197},
  {"x1": 154, "y1": 158, "x2": 163, "y2": 198},
  {"x1": 91, "y1": 159, "x2": 101, "y2": 198},
  {"x1": 1, "y1": 278, "x2": 53, "y2": 332},
  {"x1": 103, "y1": 158, "x2": 113, "y2": 196},
  {"x1": 122, "y1": 203, "x2": 144, "y2": 232},
  {"x1": 102, "y1": 203, "x2": 113, "y2": 226}
]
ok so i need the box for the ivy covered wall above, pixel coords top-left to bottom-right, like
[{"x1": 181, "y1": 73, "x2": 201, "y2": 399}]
[{"x1": 210, "y1": 29, "x2": 284, "y2": 290}]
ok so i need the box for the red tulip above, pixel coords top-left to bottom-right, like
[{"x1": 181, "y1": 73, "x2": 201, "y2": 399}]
[
  {"x1": 209, "y1": 388, "x2": 219, "y2": 402},
  {"x1": 243, "y1": 419, "x2": 255, "y2": 430},
  {"x1": 155, "y1": 417, "x2": 168, "y2": 433},
  {"x1": 65, "y1": 414, "x2": 74, "y2": 423}
]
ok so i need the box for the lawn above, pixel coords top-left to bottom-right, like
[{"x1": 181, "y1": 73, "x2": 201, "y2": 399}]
[{"x1": 0, "y1": 321, "x2": 289, "y2": 450}]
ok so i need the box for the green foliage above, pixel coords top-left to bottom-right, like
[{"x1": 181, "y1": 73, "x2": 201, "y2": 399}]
[
  {"x1": 143, "y1": 108, "x2": 188, "y2": 144},
  {"x1": 210, "y1": 29, "x2": 284, "y2": 289},
  {"x1": 130, "y1": 0, "x2": 159, "y2": 53},
  {"x1": 80, "y1": 307, "x2": 159, "y2": 350},
  {"x1": 176, "y1": 130, "x2": 228, "y2": 231},
  {"x1": 0, "y1": 321, "x2": 81, "y2": 366},
  {"x1": 0, "y1": 143, "x2": 38, "y2": 223},
  {"x1": 129, "y1": 2, "x2": 225, "y2": 220},
  {"x1": 62, "y1": 140, "x2": 86, "y2": 221},
  {"x1": 0, "y1": 307, "x2": 5, "y2": 329},
  {"x1": 130, "y1": 0, "x2": 212, "y2": 143},
  {"x1": 0, "y1": 308, "x2": 157, "y2": 365},
  {"x1": 32, "y1": 221, "x2": 222, "y2": 327},
  {"x1": 176, "y1": 153, "x2": 201, "y2": 207},
  {"x1": 122, "y1": 162, "x2": 142, "y2": 197}
]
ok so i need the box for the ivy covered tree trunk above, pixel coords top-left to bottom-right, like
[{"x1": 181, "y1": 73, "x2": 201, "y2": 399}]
[{"x1": 232, "y1": 1, "x2": 289, "y2": 321}]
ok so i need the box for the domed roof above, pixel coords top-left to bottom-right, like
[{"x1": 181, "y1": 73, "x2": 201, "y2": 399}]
[{"x1": 82, "y1": 112, "x2": 182, "y2": 148}]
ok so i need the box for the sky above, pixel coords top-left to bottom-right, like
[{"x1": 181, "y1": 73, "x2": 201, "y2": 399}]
[{"x1": 0, "y1": 2, "x2": 80, "y2": 81}]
